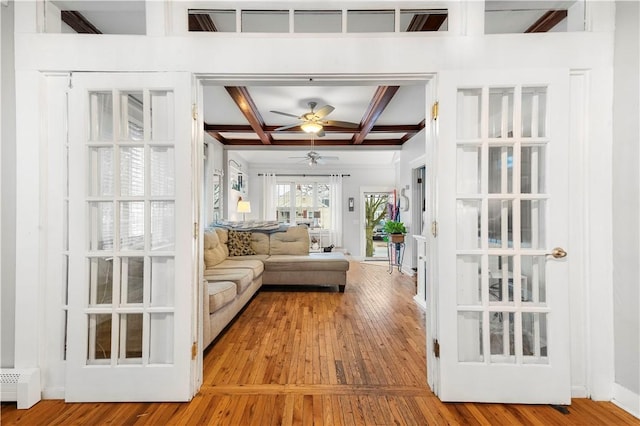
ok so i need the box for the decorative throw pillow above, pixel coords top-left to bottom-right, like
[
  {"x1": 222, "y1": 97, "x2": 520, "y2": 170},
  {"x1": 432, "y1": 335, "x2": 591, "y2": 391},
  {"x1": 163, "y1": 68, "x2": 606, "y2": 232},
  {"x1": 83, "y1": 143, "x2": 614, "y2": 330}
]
[{"x1": 227, "y1": 230, "x2": 256, "y2": 256}]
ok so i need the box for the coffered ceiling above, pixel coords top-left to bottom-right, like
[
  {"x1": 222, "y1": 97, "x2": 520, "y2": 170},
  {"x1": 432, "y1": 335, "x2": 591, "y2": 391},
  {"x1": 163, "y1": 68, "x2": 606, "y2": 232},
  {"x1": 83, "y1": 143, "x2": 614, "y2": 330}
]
[{"x1": 202, "y1": 84, "x2": 427, "y2": 148}]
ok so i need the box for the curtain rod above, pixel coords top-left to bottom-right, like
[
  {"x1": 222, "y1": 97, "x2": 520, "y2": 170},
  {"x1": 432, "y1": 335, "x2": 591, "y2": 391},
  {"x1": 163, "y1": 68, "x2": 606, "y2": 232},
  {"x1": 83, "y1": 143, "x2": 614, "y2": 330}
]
[{"x1": 257, "y1": 173, "x2": 350, "y2": 177}]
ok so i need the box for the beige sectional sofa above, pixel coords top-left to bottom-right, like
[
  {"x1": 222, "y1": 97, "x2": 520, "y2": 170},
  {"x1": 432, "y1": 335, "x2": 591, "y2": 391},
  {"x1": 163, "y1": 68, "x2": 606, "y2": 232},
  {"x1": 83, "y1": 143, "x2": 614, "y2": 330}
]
[{"x1": 202, "y1": 225, "x2": 349, "y2": 348}]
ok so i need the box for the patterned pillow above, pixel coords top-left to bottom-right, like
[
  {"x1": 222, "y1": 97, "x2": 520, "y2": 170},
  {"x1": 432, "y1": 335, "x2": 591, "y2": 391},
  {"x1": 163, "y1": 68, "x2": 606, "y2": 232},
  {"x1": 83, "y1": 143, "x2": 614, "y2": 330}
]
[{"x1": 227, "y1": 230, "x2": 256, "y2": 256}]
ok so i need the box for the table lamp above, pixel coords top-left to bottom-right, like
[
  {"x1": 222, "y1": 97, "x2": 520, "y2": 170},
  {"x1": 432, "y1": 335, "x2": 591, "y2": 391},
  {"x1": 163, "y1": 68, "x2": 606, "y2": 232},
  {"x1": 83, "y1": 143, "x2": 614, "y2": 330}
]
[{"x1": 237, "y1": 198, "x2": 251, "y2": 221}]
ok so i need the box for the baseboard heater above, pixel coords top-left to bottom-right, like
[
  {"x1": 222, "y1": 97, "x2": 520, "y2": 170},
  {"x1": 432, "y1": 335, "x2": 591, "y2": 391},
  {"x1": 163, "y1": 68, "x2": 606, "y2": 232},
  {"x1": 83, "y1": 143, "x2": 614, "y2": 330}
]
[{"x1": 0, "y1": 368, "x2": 41, "y2": 409}]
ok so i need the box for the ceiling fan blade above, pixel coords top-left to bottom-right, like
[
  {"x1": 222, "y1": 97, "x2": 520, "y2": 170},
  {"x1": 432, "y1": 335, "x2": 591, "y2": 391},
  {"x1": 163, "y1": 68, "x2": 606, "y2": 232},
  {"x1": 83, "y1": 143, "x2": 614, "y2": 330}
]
[
  {"x1": 274, "y1": 123, "x2": 301, "y2": 131},
  {"x1": 324, "y1": 120, "x2": 360, "y2": 129},
  {"x1": 318, "y1": 155, "x2": 339, "y2": 160},
  {"x1": 270, "y1": 110, "x2": 301, "y2": 118},
  {"x1": 314, "y1": 105, "x2": 335, "y2": 119}
]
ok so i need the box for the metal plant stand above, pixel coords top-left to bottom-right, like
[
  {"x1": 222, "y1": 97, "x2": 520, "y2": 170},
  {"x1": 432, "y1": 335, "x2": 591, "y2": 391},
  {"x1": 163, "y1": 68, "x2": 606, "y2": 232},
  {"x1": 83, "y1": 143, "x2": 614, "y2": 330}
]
[{"x1": 387, "y1": 237, "x2": 405, "y2": 273}]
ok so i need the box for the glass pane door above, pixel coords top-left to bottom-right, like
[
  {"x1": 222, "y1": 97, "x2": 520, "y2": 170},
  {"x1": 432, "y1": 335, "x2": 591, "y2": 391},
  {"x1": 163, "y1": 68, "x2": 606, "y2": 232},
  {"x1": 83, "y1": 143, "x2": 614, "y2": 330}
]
[
  {"x1": 66, "y1": 73, "x2": 193, "y2": 402},
  {"x1": 456, "y1": 86, "x2": 550, "y2": 365},
  {"x1": 437, "y1": 69, "x2": 571, "y2": 404},
  {"x1": 87, "y1": 90, "x2": 176, "y2": 366}
]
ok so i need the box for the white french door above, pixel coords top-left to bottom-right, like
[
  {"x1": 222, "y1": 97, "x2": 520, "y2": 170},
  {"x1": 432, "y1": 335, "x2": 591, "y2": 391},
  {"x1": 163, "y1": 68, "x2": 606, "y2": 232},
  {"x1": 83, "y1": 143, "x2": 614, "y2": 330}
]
[
  {"x1": 435, "y1": 69, "x2": 571, "y2": 404},
  {"x1": 65, "y1": 73, "x2": 195, "y2": 401}
]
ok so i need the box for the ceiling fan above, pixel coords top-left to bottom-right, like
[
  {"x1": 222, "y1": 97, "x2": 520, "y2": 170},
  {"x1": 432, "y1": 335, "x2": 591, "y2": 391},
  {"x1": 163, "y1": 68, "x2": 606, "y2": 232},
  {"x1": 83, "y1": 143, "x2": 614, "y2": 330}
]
[
  {"x1": 271, "y1": 101, "x2": 359, "y2": 137},
  {"x1": 288, "y1": 136, "x2": 339, "y2": 166}
]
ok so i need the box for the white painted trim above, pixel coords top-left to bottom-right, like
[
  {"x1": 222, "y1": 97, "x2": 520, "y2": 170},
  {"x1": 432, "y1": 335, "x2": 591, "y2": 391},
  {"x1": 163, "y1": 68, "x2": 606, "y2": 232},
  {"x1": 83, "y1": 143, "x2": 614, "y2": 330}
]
[
  {"x1": 408, "y1": 154, "x2": 425, "y2": 169},
  {"x1": 586, "y1": 67, "x2": 616, "y2": 401},
  {"x1": 401, "y1": 265, "x2": 415, "y2": 276},
  {"x1": 612, "y1": 383, "x2": 640, "y2": 419},
  {"x1": 14, "y1": 70, "x2": 42, "y2": 368},
  {"x1": 568, "y1": 70, "x2": 590, "y2": 398},
  {"x1": 571, "y1": 385, "x2": 588, "y2": 399},
  {"x1": 42, "y1": 386, "x2": 65, "y2": 400},
  {"x1": 413, "y1": 296, "x2": 427, "y2": 311}
]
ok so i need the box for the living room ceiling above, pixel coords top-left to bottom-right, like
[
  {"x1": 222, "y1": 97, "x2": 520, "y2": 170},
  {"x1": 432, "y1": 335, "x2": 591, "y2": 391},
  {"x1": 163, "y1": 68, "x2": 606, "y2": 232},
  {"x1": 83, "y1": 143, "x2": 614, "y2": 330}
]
[{"x1": 51, "y1": 0, "x2": 578, "y2": 166}]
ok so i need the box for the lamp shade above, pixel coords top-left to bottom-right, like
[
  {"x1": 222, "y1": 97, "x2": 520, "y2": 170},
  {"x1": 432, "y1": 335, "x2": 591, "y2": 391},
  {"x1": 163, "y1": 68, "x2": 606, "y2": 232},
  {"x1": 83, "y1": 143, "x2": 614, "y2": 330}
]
[{"x1": 237, "y1": 200, "x2": 251, "y2": 213}]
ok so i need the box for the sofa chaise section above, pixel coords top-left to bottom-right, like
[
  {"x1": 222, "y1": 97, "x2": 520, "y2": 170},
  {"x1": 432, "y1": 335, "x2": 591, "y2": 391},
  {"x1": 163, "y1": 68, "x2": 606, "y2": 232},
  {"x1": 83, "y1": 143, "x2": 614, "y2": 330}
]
[
  {"x1": 263, "y1": 253, "x2": 349, "y2": 292},
  {"x1": 203, "y1": 229, "x2": 263, "y2": 348}
]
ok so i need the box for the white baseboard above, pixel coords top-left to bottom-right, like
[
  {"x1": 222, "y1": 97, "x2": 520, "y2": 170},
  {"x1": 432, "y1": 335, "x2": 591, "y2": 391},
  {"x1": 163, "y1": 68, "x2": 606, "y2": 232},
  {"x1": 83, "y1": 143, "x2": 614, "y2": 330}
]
[
  {"x1": 612, "y1": 383, "x2": 640, "y2": 419},
  {"x1": 401, "y1": 266, "x2": 415, "y2": 276},
  {"x1": 413, "y1": 295, "x2": 427, "y2": 310},
  {"x1": 571, "y1": 385, "x2": 588, "y2": 398},
  {"x1": 42, "y1": 386, "x2": 65, "y2": 400}
]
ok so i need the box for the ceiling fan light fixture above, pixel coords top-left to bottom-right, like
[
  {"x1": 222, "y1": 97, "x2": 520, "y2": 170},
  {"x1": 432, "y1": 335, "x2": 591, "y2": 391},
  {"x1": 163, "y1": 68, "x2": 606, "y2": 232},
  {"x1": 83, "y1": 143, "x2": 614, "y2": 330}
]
[{"x1": 300, "y1": 121, "x2": 323, "y2": 134}]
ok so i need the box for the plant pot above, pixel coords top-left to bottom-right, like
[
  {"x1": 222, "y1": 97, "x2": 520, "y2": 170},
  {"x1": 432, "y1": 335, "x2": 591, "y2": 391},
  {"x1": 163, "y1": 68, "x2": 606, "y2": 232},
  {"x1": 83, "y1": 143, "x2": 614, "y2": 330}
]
[{"x1": 390, "y1": 233, "x2": 405, "y2": 243}]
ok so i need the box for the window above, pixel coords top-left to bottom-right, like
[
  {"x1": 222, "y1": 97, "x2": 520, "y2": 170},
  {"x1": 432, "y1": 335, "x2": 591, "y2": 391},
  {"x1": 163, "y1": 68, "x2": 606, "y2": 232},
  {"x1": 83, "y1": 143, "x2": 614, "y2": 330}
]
[{"x1": 275, "y1": 180, "x2": 332, "y2": 230}]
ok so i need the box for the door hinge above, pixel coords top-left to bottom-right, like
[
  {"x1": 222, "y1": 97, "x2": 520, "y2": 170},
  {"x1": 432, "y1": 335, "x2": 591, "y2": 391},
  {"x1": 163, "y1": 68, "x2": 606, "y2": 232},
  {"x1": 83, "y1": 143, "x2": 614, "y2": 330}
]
[
  {"x1": 431, "y1": 221, "x2": 438, "y2": 238},
  {"x1": 191, "y1": 342, "x2": 197, "y2": 360},
  {"x1": 192, "y1": 104, "x2": 198, "y2": 121},
  {"x1": 431, "y1": 101, "x2": 439, "y2": 121},
  {"x1": 433, "y1": 338, "x2": 440, "y2": 358},
  {"x1": 193, "y1": 222, "x2": 198, "y2": 238}
]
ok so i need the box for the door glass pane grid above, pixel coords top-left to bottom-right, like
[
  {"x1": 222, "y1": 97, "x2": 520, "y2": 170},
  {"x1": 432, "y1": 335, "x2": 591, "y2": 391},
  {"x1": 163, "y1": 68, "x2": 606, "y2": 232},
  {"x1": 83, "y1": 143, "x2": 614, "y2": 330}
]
[
  {"x1": 120, "y1": 146, "x2": 145, "y2": 196},
  {"x1": 521, "y1": 144, "x2": 546, "y2": 194},
  {"x1": 150, "y1": 91, "x2": 175, "y2": 142},
  {"x1": 87, "y1": 313, "x2": 112, "y2": 365},
  {"x1": 456, "y1": 89, "x2": 482, "y2": 140},
  {"x1": 456, "y1": 255, "x2": 482, "y2": 306},
  {"x1": 521, "y1": 199, "x2": 547, "y2": 249},
  {"x1": 88, "y1": 257, "x2": 114, "y2": 306},
  {"x1": 89, "y1": 92, "x2": 114, "y2": 142},
  {"x1": 121, "y1": 256, "x2": 144, "y2": 305},
  {"x1": 456, "y1": 85, "x2": 550, "y2": 366},
  {"x1": 149, "y1": 313, "x2": 174, "y2": 364},
  {"x1": 488, "y1": 88, "x2": 514, "y2": 139},
  {"x1": 521, "y1": 87, "x2": 547, "y2": 138},
  {"x1": 118, "y1": 313, "x2": 144, "y2": 364},
  {"x1": 89, "y1": 146, "x2": 114, "y2": 197},
  {"x1": 458, "y1": 311, "x2": 484, "y2": 362},
  {"x1": 522, "y1": 312, "x2": 548, "y2": 364},
  {"x1": 456, "y1": 199, "x2": 482, "y2": 250},
  {"x1": 488, "y1": 145, "x2": 513, "y2": 194},
  {"x1": 521, "y1": 256, "x2": 546, "y2": 304},
  {"x1": 456, "y1": 144, "x2": 482, "y2": 194},
  {"x1": 489, "y1": 311, "x2": 516, "y2": 363},
  {"x1": 86, "y1": 89, "x2": 176, "y2": 367},
  {"x1": 118, "y1": 91, "x2": 144, "y2": 141},
  {"x1": 488, "y1": 255, "x2": 515, "y2": 304}
]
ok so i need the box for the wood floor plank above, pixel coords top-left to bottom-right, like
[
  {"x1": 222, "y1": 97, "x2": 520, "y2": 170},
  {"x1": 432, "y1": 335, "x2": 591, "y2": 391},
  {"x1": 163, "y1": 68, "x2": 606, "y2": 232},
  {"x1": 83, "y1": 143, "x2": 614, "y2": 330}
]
[{"x1": 3, "y1": 261, "x2": 639, "y2": 425}]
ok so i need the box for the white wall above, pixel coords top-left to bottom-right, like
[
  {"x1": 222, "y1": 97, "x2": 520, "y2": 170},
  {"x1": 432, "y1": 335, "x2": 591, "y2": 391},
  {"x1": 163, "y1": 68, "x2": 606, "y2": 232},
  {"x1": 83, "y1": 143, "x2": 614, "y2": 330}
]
[
  {"x1": 1, "y1": 0, "x2": 16, "y2": 369},
  {"x1": 204, "y1": 135, "x2": 223, "y2": 225},
  {"x1": 612, "y1": 0, "x2": 640, "y2": 416},
  {"x1": 398, "y1": 130, "x2": 427, "y2": 273},
  {"x1": 225, "y1": 151, "x2": 250, "y2": 221}
]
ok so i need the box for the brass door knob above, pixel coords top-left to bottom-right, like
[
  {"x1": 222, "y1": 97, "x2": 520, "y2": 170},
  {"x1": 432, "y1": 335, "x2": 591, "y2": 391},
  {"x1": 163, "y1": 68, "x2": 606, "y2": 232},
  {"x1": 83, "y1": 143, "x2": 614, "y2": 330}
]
[{"x1": 548, "y1": 247, "x2": 567, "y2": 259}]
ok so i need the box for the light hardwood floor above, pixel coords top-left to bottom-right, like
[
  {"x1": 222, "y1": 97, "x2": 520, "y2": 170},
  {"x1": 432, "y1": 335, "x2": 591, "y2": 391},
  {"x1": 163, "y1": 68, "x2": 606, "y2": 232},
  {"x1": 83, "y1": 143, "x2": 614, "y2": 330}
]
[{"x1": 2, "y1": 260, "x2": 639, "y2": 425}]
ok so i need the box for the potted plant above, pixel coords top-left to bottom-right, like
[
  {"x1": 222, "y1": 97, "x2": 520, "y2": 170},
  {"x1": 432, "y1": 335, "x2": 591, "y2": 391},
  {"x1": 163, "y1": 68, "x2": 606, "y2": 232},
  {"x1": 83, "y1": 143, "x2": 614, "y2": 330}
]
[{"x1": 383, "y1": 220, "x2": 406, "y2": 243}]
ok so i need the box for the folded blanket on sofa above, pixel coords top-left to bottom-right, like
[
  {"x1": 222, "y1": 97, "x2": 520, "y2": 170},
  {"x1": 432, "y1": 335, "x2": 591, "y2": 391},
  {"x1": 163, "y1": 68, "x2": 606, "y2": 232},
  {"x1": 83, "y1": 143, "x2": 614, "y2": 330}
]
[{"x1": 209, "y1": 220, "x2": 290, "y2": 233}]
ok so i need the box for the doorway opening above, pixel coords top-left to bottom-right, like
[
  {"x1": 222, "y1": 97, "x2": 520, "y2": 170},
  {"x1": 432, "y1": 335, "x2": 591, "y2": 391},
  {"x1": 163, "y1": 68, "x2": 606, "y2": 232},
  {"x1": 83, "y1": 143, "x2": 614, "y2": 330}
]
[{"x1": 362, "y1": 191, "x2": 393, "y2": 260}]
